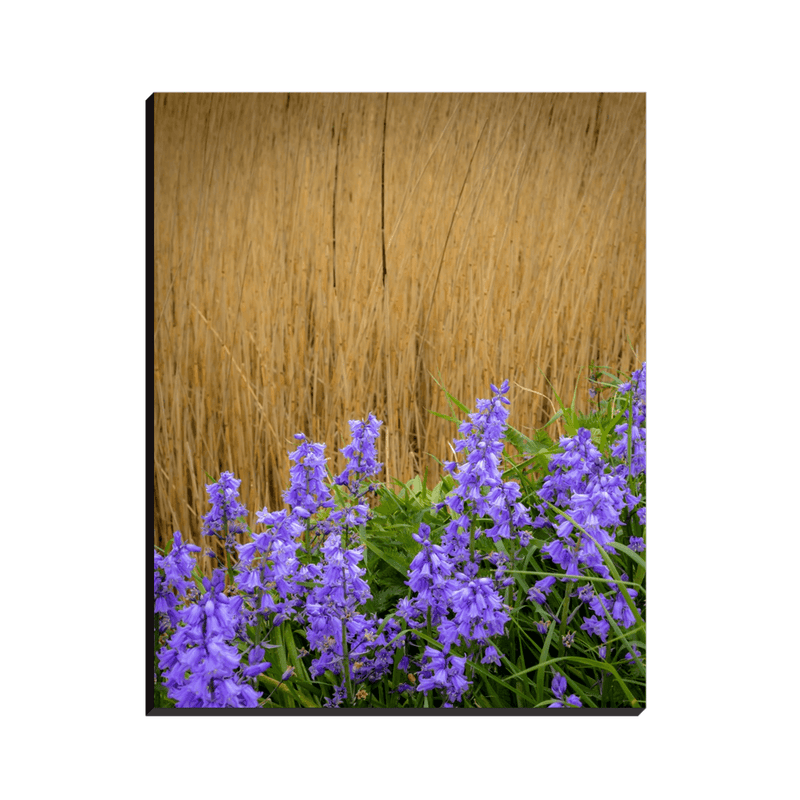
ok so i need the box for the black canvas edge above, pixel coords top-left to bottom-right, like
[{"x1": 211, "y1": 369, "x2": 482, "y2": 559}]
[
  {"x1": 149, "y1": 707, "x2": 642, "y2": 716},
  {"x1": 147, "y1": 92, "x2": 156, "y2": 714}
]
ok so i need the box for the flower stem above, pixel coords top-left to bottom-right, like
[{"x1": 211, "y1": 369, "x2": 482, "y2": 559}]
[
  {"x1": 559, "y1": 587, "x2": 572, "y2": 656},
  {"x1": 341, "y1": 524, "x2": 353, "y2": 703}
]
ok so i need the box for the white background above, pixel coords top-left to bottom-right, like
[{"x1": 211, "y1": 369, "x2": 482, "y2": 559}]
[{"x1": 3, "y1": 2, "x2": 796, "y2": 797}]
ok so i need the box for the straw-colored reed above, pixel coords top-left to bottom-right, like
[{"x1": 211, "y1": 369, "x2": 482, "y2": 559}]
[{"x1": 154, "y1": 92, "x2": 645, "y2": 570}]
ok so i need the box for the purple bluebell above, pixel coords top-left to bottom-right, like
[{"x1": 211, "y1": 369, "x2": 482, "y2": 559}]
[
  {"x1": 154, "y1": 531, "x2": 202, "y2": 628},
  {"x1": 611, "y1": 362, "x2": 646, "y2": 479},
  {"x1": 527, "y1": 575, "x2": 557, "y2": 605},
  {"x1": 535, "y1": 619, "x2": 551, "y2": 635},
  {"x1": 158, "y1": 570, "x2": 267, "y2": 707},
  {"x1": 201, "y1": 471, "x2": 249, "y2": 550},
  {"x1": 449, "y1": 572, "x2": 510, "y2": 644},
  {"x1": 399, "y1": 523, "x2": 456, "y2": 628},
  {"x1": 334, "y1": 414, "x2": 383, "y2": 495},
  {"x1": 624, "y1": 646, "x2": 643, "y2": 666},
  {"x1": 534, "y1": 424, "x2": 642, "y2": 584},
  {"x1": 581, "y1": 614, "x2": 610, "y2": 642},
  {"x1": 416, "y1": 646, "x2": 471, "y2": 705},
  {"x1": 440, "y1": 380, "x2": 530, "y2": 562},
  {"x1": 548, "y1": 671, "x2": 583, "y2": 708},
  {"x1": 283, "y1": 434, "x2": 335, "y2": 518},
  {"x1": 610, "y1": 578, "x2": 639, "y2": 628},
  {"x1": 301, "y1": 530, "x2": 374, "y2": 682}
]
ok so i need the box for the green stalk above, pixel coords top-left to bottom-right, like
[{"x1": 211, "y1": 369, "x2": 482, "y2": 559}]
[
  {"x1": 341, "y1": 522, "x2": 353, "y2": 703},
  {"x1": 467, "y1": 520, "x2": 479, "y2": 677},
  {"x1": 223, "y1": 517, "x2": 235, "y2": 591},
  {"x1": 558, "y1": 585, "x2": 572, "y2": 656},
  {"x1": 341, "y1": 617, "x2": 352, "y2": 703},
  {"x1": 626, "y1": 387, "x2": 633, "y2": 477},
  {"x1": 469, "y1": 521, "x2": 475, "y2": 564}
]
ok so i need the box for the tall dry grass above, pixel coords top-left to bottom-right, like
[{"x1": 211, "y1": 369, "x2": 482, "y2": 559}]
[{"x1": 154, "y1": 92, "x2": 645, "y2": 570}]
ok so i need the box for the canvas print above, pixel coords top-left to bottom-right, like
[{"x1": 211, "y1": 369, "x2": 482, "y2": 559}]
[{"x1": 150, "y1": 93, "x2": 646, "y2": 712}]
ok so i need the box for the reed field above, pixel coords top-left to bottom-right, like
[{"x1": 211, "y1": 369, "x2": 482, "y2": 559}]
[{"x1": 153, "y1": 92, "x2": 646, "y2": 570}]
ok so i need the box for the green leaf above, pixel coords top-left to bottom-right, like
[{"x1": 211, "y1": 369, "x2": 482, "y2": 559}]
[
  {"x1": 429, "y1": 372, "x2": 471, "y2": 415},
  {"x1": 361, "y1": 536, "x2": 410, "y2": 578},
  {"x1": 504, "y1": 425, "x2": 533, "y2": 454},
  {"x1": 405, "y1": 474, "x2": 422, "y2": 497},
  {"x1": 428, "y1": 409, "x2": 460, "y2": 424},
  {"x1": 605, "y1": 541, "x2": 647, "y2": 572},
  {"x1": 564, "y1": 656, "x2": 642, "y2": 708},
  {"x1": 542, "y1": 408, "x2": 564, "y2": 428}
]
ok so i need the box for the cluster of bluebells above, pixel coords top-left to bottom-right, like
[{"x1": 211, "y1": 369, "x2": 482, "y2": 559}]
[
  {"x1": 155, "y1": 366, "x2": 646, "y2": 708},
  {"x1": 300, "y1": 416, "x2": 403, "y2": 705},
  {"x1": 401, "y1": 381, "x2": 529, "y2": 706},
  {"x1": 334, "y1": 413, "x2": 383, "y2": 496},
  {"x1": 157, "y1": 570, "x2": 270, "y2": 707},
  {"x1": 533, "y1": 428, "x2": 639, "y2": 580},
  {"x1": 302, "y1": 529, "x2": 372, "y2": 677},
  {"x1": 234, "y1": 417, "x2": 397, "y2": 707},
  {"x1": 398, "y1": 523, "x2": 454, "y2": 629},
  {"x1": 548, "y1": 672, "x2": 583, "y2": 708},
  {"x1": 235, "y1": 506, "x2": 305, "y2": 626},
  {"x1": 439, "y1": 380, "x2": 532, "y2": 561},
  {"x1": 529, "y1": 365, "x2": 646, "y2": 671},
  {"x1": 201, "y1": 471, "x2": 249, "y2": 559},
  {"x1": 233, "y1": 433, "x2": 334, "y2": 629},
  {"x1": 154, "y1": 531, "x2": 201, "y2": 631},
  {"x1": 611, "y1": 362, "x2": 646, "y2": 481},
  {"x1": 284, "y1": 434, "x2": 335, "y2": 521}
]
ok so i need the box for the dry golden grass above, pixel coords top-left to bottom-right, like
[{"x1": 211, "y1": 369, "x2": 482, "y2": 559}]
[{"x1": 154, "y1": 92, "x2": 645, "y2": 570}]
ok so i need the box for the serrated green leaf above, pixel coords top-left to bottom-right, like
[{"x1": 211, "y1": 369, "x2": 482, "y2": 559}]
[{"x1": 361, "y1": 537, "x2": 410, "y2": 578}]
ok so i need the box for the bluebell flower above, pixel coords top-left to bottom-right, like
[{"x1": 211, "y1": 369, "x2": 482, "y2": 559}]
[
  {"x1": 416, "y1": 646, "x2": 471, "y2": 705},
  {"x1": 480, "y1": 644, "x2": 502, "y2": 666},
  {"x1": 235, "y1": 433, "x2": 340, "y2": 629},
  {"x1": 535, "y1": 424, "x2": 642, "y2": 583},
  {"x1": 441, "y1": 380, "x2": 530, "y2": 562},
  {"x1": 580, "y1": 614, "x2": 610, "y2": 642},
  {"x1": 400, "y1": 523, "x2": 456, "y2": 628},
  {"x1": 449, "y1": 572, "x2": 509, "y2": 644},
  {"x1": 589, "y1": 591, "x2": 613, "y2": 618},
  {"x1": 154, "y1": 531, "x2": 202, "y2": 628},
  {"x1": 317, "y1": 416, "x2": 384, "y2": 546},
  {"x1": 323, "y1": 682, "x2": 349, "y2": 708},
  {"x1": 158, "y1": 570, "x2": 267, "y2": 707},
  {"x1": 548, "y1": 671, "x2": 583, "y2": 708},
  {"x1": 624, "y1": 646, "x2": 643, "y2": 666},
  {"x1": 348, "y1": 617, "x2": 406, "y2": 685},
  {"x1": 610, "y1": 580, "x2": 639, "y2": 628},
  {"x1": 334, "y1": 414, "x2": 383, "y2": 495},
  {"x1": 610, "y1": 362, "x2": 646, "y2": 478},
  {"x1": 201, "y1": 471, "x2": 249, "y2": 548},
  {"x1": 235, "y1": 507, "x2": 305, "y2": 625},
  {"x1": 577, "y1": 583, "x2": 595, "y2": 603},
  {"x1": 283, "y1": 434, "x2": 335, "y2": 518},
  {"x1": 535, "y1": 619, "x2": 551, "y2": 635},
  {"x1": 301, "y1": 530, "x2": 373, "y2": 681},
  {"x1": 527, "y1": 575, "x2": 557, "y2": 605}
]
